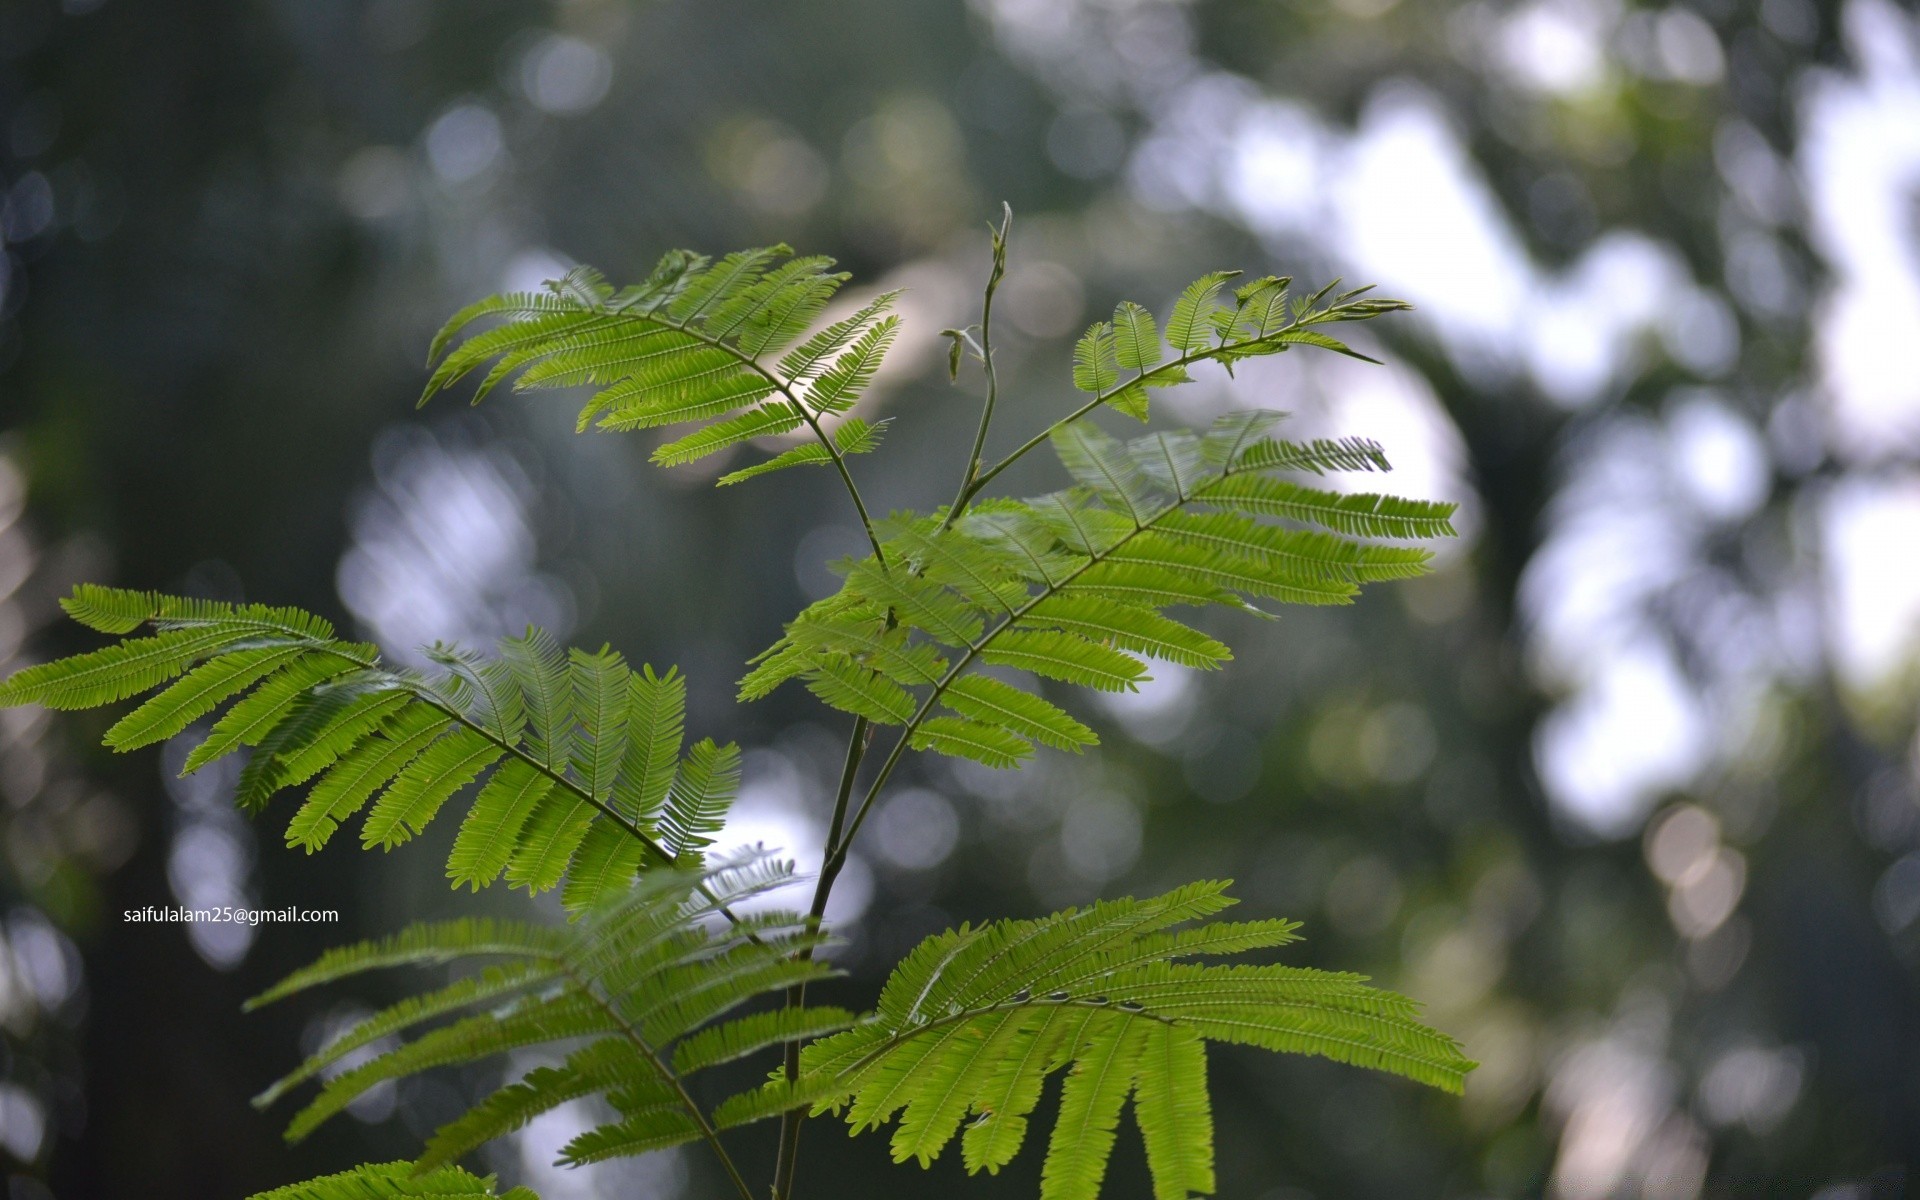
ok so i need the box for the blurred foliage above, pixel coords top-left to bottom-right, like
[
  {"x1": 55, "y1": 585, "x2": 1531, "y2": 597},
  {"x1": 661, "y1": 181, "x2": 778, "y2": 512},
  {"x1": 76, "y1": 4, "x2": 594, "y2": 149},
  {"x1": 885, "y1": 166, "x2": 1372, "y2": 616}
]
[{"x1": 1, "y1": 0, "x2": 1918, "y2": 1198}]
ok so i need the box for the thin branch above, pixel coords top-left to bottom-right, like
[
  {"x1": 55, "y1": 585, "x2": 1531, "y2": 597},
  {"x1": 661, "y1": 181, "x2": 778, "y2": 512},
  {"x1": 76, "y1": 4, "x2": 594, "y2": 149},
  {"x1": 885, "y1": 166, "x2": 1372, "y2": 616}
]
[
  {"x1": 942, "y1": 204, "x2": 1013, "y2": 531},
  {"x1": 954, "y1": 315, "x2": 1358, "y2": 512},
  {"x1": 770, "y1": 716, "x2": 871, "y2": 1200}
]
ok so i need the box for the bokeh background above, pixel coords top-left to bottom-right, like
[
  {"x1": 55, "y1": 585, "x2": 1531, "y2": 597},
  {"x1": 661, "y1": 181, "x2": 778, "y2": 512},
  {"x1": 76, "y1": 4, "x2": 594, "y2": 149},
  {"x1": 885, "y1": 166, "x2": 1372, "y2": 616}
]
[{"x1": 3, "y1": 0, "x2": 1920, "y2": 1196}]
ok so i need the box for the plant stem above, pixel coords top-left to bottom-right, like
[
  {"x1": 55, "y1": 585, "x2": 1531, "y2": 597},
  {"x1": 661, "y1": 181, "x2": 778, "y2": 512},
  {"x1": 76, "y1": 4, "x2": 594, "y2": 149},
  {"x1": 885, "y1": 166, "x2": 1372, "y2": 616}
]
[
  {"x1": 943, "y1": 204, "x2": 1013, "y2": 531},
  {"x1": 769, "y1": 716, "x2": 870, "y2": 1200}
]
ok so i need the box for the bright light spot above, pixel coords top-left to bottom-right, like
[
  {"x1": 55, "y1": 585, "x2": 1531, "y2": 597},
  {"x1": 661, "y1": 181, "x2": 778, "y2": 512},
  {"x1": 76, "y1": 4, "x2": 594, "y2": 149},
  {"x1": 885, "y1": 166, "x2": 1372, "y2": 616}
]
[
  {"x1": 1801, "y1": 0, "x2": 1920, "y2": 461},
  {"x1": 5, "y1": 913, "x2": 78, "y2": 1008},
  {"x1": 870, "y1": 787, "x2": 961, "y2": 871},
  {"x1": 1497, "y1": 0, "x2": 1613, "y2": 94},
  {"x1": 1224, "y1": 101, "x2": 1324, "y2": 229},
  {"x1": 720, "y1": 764, "x2": 873, "y2": 925},
  {"x1": 1666, "y1": 396, "x2": 1770, "y2": 521},
  {"x1": 424, "y1": 103, "x2": 504, "y2": 185},
  {"x1": 1873, "y1": 852, "x2": 1920, "y2": 932},
  {"x1": 1699, "y1": 1043, "x2": 1804, "y2": 1132},
  {"x1": 1654, "y1": 9, "x2": 1725, "y2": 85},
  {"x1": 1334, "y1": 90, "x2": 1532, "y2": 352},
  {"x1": 518, "y1": 1101, "x2": 687, "y2": 1200},
  {"x1": 337, "y1": 424, "x2": 574, "y2": 664},
  {"x1": 1667, "y1": 847, "x2": 1745, "y2": 938},
  {"x1": 1644, "y1": 804, "x2": 1720, "y2": 885},
  {"x1": 521, "y1": 35, "x2": 613, "y2": 116},
  {"x1": 167, "y1": 822, "x2": 257, "y2": 969},
  {"x1": 1095, "y1": 664, "x2": 1196, "y2": 746},
  {"x1": 0, "y1": 1083, "x2": 45, "y2": 1162},
  {"x1": 1534, "y1": 640, "x2": 1710, "y2": 837},
  {"x1": 1819, "y1": 474, "x2": 1920, "y2": 690}
]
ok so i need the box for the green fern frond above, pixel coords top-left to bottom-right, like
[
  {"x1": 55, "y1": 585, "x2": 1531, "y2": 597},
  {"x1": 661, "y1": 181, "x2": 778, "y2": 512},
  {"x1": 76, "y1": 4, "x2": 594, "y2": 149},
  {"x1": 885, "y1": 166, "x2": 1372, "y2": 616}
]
[
  {"x1": 250, "y1": 857, "x2": 848, "y2": 1179},
  {"x1": 246, "y1": 1162, "x2": 537, "y2": 1200},
  {"x1": 658, "y1": 738, "x2": 741, "y2": 861},
  {"x1": 725, "y1": 881, "x2": 1473, "y2": 1199},
  {"x1": 715, "y1": 417, "x2": 888, "y2": 486},
  {"x1": 0, "y1": 588, "x2": 739, "y2": 898},
  {"x1": 423, "y1": 249, "x2": 900, "y2": 490}
]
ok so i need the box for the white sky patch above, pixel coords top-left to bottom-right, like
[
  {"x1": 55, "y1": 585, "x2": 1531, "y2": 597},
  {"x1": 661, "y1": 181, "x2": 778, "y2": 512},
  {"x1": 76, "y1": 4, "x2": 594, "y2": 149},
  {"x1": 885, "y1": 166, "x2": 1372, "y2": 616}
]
[
  {"x1": 718, "y1": 753, "x2": 872, "y2": 926},
  {"x1": 1800, "y1": 0, "x2": 1920, "y2": 461},
  {"x1": 1535, "y1": 638, "x2": 1712, "y2": 838},
  {"x1": 1159, "y1": 77, "x2": 1735, "y2": 406},
  {"x1": 1332, "y1": 92, "x2": 1534, "y2": 354},
  {"x1": 337, "y1": 424, "x2": 574, "y2": 664},
  {"x1": 1495, "y1": 0, "x2": 1617, "y2": 95},
  {"x1": 1820, "y1": 474, "x2": 1920, "y2": 691}
]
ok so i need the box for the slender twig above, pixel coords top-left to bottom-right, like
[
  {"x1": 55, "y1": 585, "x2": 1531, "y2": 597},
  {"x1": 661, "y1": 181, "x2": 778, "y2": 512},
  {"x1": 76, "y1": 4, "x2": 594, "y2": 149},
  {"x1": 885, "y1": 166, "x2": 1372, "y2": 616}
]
[
  {"x1": 954, "y1": 315, "x2": 1351, "y2": 513},
  {"x1": 942, "y1": 204, "x2": 1013, "y2": 531},
  {"x1": 769, "y1": 716, "x2": 871, "y2": 1200},
  {"x1": 825, "y1": 414, "x2": 1274, "y2": 878}
]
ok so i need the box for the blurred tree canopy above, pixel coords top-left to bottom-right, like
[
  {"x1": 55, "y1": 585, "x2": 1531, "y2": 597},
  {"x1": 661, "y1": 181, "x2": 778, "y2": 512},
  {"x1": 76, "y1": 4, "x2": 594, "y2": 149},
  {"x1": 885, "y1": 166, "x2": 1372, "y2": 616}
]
[{"x1": 2, "y1": 1, "x2": 1918, "y2": 1198}]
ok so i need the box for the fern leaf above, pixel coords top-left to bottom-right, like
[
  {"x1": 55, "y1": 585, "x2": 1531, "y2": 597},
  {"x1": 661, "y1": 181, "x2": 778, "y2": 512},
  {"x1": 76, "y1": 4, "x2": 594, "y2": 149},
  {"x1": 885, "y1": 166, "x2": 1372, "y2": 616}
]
[
  {"x1": 670, "y1": 1006, "x2": 857, "y2": 1076},
  {"x1": 1020, "y1": 594, "x2": 1231, "y2": 670},
  {"x1": 245, "y1": 917, "x2": 564, "y2": 1009},
  {"x1": 940, "y1": 675, "x2": 1095, "y2": 752},
  {"x1": 749, "y1": 880, "x2": 1472, "y2": 1196},
  {"x1": 182, "y1": 653, "x2": 368, "y2": 773},
  {"x1": 785, "y1": 617, "x2": 947, "y2": 686},
  {"x1": 568, "y1": 647, "x2": 631, "y2": 800},
  {"x1": 658, "y1": 738, "x2": 740, "y2": 862},
  {"x1": 806, "y1": 656, "x2": 918, "y2": 725},
  {"x1": 255, "y1": 960, "x2": 558, "y2": 1108},
  {"x1": 505, "y1": 789, "x2": 598, "y2": 892},
  {"x1": 1131, "y1": 1023, "x2": 1214, "y2": 1200},
  {"x1": 101, "y1": 644, "x2": 304, "y2": 751},
  {"x1": 500, "y1": 627, "x2": 572, "y2": 771},
  {"x1": 1041, "y1": 1012, "x2": 1142, "y2": 1200},
  {"x1": 246, "y1": 1162, "x2": 535, "y2": 1200},
  {"x1": 805, "y1": 315, "x2": 898, "y2": 414},
  {"x1": 556, "y1": 1110, "x2": 704, "y2": 1165},
  {"x1": 909, "y1": 715, "x2": 1033, "y2": 769},
  {"x1": 652, "y1": 402, "x2": 806, "y2": 467},
  {"x1": 776, "y1": 290, "x2": 901, "y2": 382},
  {"x1": 416, "y1": 1039, "x2": 651, "y2": 1170},
  {"x1": 1111, "y1": 301, "x2": 1162, "y2": 373},
  {"x1": 1197, "y1": 474, "x2": 1457, "y2": 539},
  {"x1": 0, "y1": 626, "x2": 247, "y2": 710},
  {"x1": 1234, "y1": 434, "x2": 1391, "y2": 475},
  {"x1": 611, "y1": 664, "x2": 684, "y2": 819},
  {"x1": 288, "y1": 708, "x2": 449, "y2": 853},
  {"x1": 715, "y1": 417, "x2": 887, "y2": 486},
  {"x1": 843, "y1": 559, "x2": 983, "y2": 647},
  {"x1": 287, "y1": 991, "x2": 618, "y2": 1141},
  {"x1": 445, "y1": 758, "x2": 555, "y2": 888},
  {"x1": 560, "y1": 821, "x2": 648, "y2": 913},
  {"x1": 360, "y1": 728, "x2": 504, "y2": 850},
  {"x1": 1071, "y1": 322, "x2": 1119, "y2": 394},
  {"x1": 979, "y1": 629, "x2": 1147, "y2": 693},
  {"x1": 1164, "y1": 271, "x2": 1239, "y2": 355},
  {"x1": 1050, "y1": 424, "x2": 1160, "y2": 525}
]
